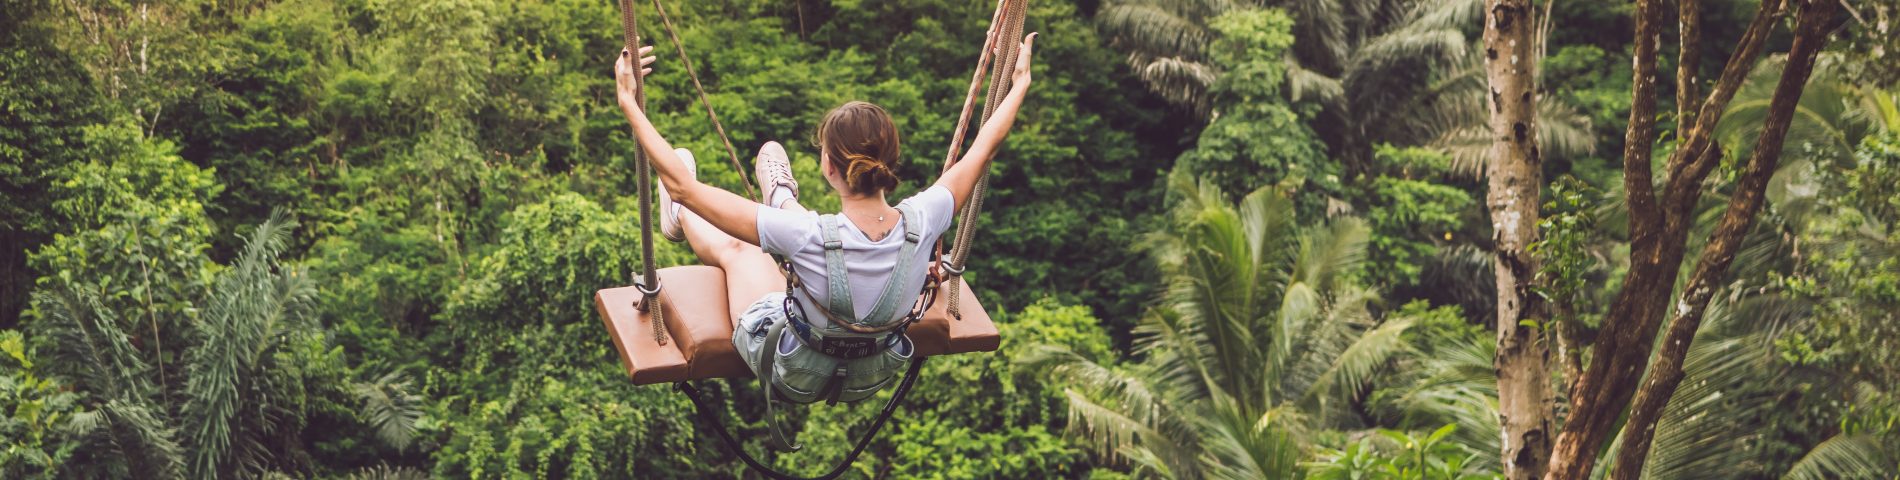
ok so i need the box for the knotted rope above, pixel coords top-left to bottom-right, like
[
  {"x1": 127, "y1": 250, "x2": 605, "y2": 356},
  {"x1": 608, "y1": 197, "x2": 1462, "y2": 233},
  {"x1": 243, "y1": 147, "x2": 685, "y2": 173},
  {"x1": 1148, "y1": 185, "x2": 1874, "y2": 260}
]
[
  {"x1": 619, "y1": 0, "x2": 666, "y2": 346},
  {"x1": 939, "y1": 0, "x2": 1029, "y2": 319}
]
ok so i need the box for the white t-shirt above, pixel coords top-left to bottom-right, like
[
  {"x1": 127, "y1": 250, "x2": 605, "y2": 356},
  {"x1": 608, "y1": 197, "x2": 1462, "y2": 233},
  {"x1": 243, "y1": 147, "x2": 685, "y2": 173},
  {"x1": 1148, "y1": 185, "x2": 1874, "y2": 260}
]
[{"x1": 756, "y1": 186, "x2": 956, "y2": 327}]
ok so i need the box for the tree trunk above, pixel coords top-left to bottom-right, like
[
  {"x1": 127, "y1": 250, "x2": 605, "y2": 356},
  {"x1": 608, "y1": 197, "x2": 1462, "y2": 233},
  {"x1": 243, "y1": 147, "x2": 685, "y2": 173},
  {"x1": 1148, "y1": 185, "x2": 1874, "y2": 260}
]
[
  {"x1": 1609, "y1": 2, "x2": 1839, "y2": 477},
  {"x1": 1483, "y1": 1, "x2": 1554, "y2": 479},
  {"x1": 1542, "y1": 0, "x2": 1828, "y2": 477}
]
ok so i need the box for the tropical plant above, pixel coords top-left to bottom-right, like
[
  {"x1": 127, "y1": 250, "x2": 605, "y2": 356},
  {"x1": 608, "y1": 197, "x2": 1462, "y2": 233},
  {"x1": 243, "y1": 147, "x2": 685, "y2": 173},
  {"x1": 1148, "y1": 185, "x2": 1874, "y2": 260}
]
[
  {"x1": 177, "y1": 211, "x2": 321, "y2": 478},
  {"x1": 1096, "y1": 0, "x2": 1592, "y2": 174},
  {"x1": 352, "y1": 370, "x2": 425, "y2": 451},
  {"x1": 1632, "y1": 290, "x2": 1897, "y2": 479},
  {"x1": 1306, "y1": 425, "x2": 1501, "y2": 480},
  {"x1": 25, "y1": 210, "x2": 331, "y2": 479},
  {"x1": 1026, "y1": 171, "x2": 1416, "y2": 478},
  {"x1": 0, "y1": 329, "x2": 88, "y2": 478}
]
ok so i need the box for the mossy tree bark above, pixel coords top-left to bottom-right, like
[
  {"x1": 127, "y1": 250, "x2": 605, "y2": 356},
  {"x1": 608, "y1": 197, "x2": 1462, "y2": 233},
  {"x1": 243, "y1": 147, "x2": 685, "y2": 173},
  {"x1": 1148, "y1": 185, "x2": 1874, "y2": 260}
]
[{"x1": 1482, "y1": 1, "x2": 1554, "y2": 479}]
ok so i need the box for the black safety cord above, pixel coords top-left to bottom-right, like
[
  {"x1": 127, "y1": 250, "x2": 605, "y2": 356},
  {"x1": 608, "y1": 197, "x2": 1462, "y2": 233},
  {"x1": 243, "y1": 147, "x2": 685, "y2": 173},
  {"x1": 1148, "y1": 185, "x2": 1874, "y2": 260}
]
[{"x1": 675, "y1": 357, "x2": 928, "y2": 480}]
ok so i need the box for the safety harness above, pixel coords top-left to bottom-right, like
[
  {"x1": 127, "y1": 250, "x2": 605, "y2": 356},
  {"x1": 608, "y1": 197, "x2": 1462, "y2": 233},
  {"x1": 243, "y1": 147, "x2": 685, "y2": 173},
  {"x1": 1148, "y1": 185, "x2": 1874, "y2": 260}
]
[{"x1": 682, "y1": 207, "x2": 944, "y2": 480}]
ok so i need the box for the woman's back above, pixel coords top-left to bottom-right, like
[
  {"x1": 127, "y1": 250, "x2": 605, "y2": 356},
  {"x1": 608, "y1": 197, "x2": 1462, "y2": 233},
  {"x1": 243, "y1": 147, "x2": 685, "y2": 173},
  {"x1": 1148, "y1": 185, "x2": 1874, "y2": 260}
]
[{"x1": 755, "y1": 186, "x2": 957, "y2": 326}]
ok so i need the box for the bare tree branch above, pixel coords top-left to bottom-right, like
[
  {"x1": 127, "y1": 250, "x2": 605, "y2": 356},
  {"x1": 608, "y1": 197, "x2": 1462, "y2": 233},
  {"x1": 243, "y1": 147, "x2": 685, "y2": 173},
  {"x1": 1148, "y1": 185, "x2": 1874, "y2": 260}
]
[{"x1": 1611, "y1": 1, "x2": 1841, "y2": 476}]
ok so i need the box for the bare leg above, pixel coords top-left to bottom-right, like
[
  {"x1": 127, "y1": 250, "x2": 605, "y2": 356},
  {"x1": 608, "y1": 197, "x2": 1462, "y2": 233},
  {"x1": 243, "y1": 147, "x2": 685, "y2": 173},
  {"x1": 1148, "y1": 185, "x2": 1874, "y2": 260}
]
[{"x1": 679, "y1": 206, "x2": 781, "y2": 320}]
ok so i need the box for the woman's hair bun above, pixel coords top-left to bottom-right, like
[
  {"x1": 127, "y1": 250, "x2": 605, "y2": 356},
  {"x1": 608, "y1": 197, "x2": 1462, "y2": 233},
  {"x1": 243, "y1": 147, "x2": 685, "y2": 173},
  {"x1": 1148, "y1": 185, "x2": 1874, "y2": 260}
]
[{"x1": 818, "y1": 101, "x2": 903, "y2": 195}]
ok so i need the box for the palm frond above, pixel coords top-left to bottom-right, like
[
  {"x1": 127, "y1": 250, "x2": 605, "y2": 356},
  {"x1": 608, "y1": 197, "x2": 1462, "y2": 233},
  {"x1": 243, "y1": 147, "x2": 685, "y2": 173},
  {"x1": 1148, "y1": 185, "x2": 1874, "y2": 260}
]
[
  {"x1": 1132, "y1": 54, "x2": 1222, "y2": 119},
  {"x1": 1299, "y1": 315, "x2": 1415, "y2": 421},
  {"x1": 348, "y1": 464, "x2": 432, "y2": 480},
  {"x1": 1197, "y1": 406, "x2": 1305, "y2": 480},
  {"x1": 84, "y1": 398, "x2": 185, "y2": 478},
  {"x1": 180, "y1": 210, "x2": 316, "y2": 478},
  {"x1": 1642, "y1": 334, "x2": 1784, "y2": 479},
  {"x1": 1349, "y1": 27, "x2": 1467, "y2": 75},
  {"x1": 1293, "y1": 217, "x2": 1370, "y2": 291},
  {"x1": 1285, "y1": 0, "x2": 1350, "y2": 72},
  {"x1": 352, "y1": 371, "x2": 425, "y2": 451},
  {"x1": 1718, "y1": 56, "x2": 1871, "y2": 168},
  {"x1": 1423, "y1": 74, "x2": 1597, "y2": 178},
  {"x1": 28, "y1": 288, "x2": 152, "y2": 401},
  {"x1": 1063, "y1": 388, "x2": 1193, "y2": 470},
  {"x1": 1780, "y1": 434, "x2": 1897, "y2": 480},
  {"x1": 1406, "y1": 0, "x2": 1484, "y2": 32},
  {"x1": 1286, "y1": 56, "x2": 1345, "y2": 103},
  {"x1": 1098, "y1": 2, "x2": 1219, "y2": 61}
]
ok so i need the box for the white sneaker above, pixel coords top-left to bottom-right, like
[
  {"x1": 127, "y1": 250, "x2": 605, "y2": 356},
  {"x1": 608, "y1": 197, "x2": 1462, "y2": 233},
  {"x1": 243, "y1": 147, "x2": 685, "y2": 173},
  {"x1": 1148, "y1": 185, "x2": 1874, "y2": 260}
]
[
  {"x1": 658, "y1": 148, "x2": 695, "y2": 242},
  {"x1": 754, "y1": 141, "x2": 798, "y2": 207}
]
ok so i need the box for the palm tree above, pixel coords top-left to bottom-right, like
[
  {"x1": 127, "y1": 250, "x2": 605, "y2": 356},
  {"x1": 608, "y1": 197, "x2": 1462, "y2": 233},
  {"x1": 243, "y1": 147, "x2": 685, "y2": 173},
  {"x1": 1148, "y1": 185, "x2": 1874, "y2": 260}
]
[
  {"x1": 178, "y1": 211, "x2": 319, "y2": 478},
  {"x1": 1024, "y1": 171, "x2": 1416, "y2": 478},
  {"x1": 29, "y1": 211, "x2": 322, "y2": 479},
  {"x1": 1631, "y1": 291, "x2": 1895, "y2": 479},
  {"x1": 30, "y1": 278, "x2": 185, "y2": 478},
  {"x1": 1095, "y1": 0, "x2": 1593, "y2": 174}
]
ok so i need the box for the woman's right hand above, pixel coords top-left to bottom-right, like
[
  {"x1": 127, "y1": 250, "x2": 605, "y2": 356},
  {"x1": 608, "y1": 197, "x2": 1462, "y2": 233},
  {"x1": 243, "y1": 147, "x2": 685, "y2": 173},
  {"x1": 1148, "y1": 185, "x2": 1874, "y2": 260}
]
[
  {"x1": 614, "y1": 46, "x2": 657, "y2": 115},
  {"x1": 1011, "y1": 32, "x2": 1037, "y2": 87}
]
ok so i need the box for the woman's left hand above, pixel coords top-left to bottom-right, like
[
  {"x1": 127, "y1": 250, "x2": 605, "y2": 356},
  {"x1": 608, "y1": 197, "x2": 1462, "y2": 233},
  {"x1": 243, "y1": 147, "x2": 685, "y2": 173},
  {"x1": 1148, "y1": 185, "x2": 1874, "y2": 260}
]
[{"x1": 615, "y1": 46, "x2": 657, "y2": 113}]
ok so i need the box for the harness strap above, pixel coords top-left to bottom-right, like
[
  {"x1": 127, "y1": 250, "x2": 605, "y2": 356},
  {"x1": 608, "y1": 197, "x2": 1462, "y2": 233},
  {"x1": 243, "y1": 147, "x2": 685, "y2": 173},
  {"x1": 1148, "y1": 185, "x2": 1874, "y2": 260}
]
[
  {"x1": 806, "y1": 205, "x2": 928, "y2": 332},
  {"x1": 815, "y1": 215, "x2": 856, "y2": 321},
  {"x1": 675, "y1": 357, "x2": 928, "y2": 480},
  {"x1": 865, "y1": 203, "x2": 927, "y2": 323},
  {"x1": 759, "y1": 320, "x2": 801, "y2": 452}
]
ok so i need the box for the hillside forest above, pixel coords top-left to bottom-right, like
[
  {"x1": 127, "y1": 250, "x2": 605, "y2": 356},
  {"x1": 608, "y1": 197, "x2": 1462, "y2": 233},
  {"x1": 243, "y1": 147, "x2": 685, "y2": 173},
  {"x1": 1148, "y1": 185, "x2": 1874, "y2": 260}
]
[{"x1": 3, "y1": 0, "x2": 1899, "y2": 478}]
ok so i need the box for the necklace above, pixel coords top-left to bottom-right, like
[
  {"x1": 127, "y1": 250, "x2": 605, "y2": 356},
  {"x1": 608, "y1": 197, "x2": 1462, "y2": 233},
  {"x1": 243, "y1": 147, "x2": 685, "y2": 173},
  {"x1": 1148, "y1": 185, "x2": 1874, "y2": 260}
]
[{"x1": 849, "y1": 207, "x2": 889, "y2": 223}]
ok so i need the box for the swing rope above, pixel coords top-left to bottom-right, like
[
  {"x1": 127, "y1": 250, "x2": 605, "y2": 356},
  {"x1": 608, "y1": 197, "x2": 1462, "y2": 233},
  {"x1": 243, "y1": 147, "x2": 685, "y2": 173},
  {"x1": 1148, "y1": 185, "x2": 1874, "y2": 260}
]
[
  {"x1": 619, "y1": 0, "x2": 667, "y2": 346},
  {"x1": 940, "y1": 0, "x2": 1029, "y2": 319},
  {"x1": 646, "y1": 0, "x2": 757, "y2": 199}
]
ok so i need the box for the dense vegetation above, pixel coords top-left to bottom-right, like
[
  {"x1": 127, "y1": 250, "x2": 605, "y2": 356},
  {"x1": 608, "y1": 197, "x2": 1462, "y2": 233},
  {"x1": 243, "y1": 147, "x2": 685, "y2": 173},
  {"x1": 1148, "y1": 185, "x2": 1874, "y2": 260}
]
[{"x1": 2, "y1": 0, "x2": 1895, "y2": 478}]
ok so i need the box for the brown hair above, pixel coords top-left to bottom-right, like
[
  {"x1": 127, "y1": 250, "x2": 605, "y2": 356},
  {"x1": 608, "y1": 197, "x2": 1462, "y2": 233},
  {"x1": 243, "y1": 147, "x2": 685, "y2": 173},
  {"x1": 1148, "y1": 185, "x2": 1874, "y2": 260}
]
[{"x1": 817, "y1": 101, "x2": 901, "y2": 195}]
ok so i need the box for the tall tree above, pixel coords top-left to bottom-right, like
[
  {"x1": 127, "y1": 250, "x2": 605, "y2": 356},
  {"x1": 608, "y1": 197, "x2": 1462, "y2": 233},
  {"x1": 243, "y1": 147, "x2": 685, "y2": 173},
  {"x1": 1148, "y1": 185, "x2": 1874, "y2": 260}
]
[
  {"x1": 1480, "y1": 0, "x2": 1552, "y2": 478},
  {"x1": 1544, "y1": 0, "x2": 1844, "y2": 477}
]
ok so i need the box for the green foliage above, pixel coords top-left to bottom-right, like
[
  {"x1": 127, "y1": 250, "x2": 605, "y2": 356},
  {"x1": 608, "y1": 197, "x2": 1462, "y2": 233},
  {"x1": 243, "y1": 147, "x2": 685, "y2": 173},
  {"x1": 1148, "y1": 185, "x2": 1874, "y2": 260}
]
[
  {"x1": 7, "y1": 0, "x2": 1899, "y2": 477},
  {"x1": 1306, "y1": 425, "x2": 1501, "y2": 480},
  {"x1": 425, "y1": 193, "x2": 698, "y2": 478},
  {"x1": 0, "y1": 329, "x2": 86, "y2": 478},
  {"x1": 1361, "y1": 146, "x2": 1476, "y2": 287},
  {"x1": 785, "y1": 301, "x2": 1105, "y2": 479},
  {"x1": 1364, "y1": 302, "x2": 1500, "y2": 466},
  {"x1": 1541, "y1": 44, "x2": 1632, "y2": 182},
  {"x1": 28, "y1": 123, "x2": 221, "y2": 399},
  {"x1": 1028, "y1": 173, "x2": 1417, "y2": 478},
  {"x1": 1174, "y1": 9, "x2": 1335, "y2": 214},
  {"x1": 179, "y1": 212, "x2": 322, "y2": 478},
  {"x1": 26, "y1": 210, "x2": 346, "y2": 478}
]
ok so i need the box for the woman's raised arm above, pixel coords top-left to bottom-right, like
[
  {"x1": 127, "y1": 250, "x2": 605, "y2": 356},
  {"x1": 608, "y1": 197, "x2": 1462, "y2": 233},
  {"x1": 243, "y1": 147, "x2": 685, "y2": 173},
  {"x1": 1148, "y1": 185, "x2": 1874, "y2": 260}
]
[
  {"x1": 935, "y1": 32, "x2": 1038, "y2": 213},
  {"x1": 615, "y1": 48, "x2": 765, "y2": 245}
]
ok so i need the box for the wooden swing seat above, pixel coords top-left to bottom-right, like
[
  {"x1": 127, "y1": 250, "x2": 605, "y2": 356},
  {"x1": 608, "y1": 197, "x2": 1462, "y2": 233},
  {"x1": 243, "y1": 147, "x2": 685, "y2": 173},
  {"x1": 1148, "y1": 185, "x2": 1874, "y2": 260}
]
[{"x1": 596, "y1": 265, "x2": 999, "y2": 385}]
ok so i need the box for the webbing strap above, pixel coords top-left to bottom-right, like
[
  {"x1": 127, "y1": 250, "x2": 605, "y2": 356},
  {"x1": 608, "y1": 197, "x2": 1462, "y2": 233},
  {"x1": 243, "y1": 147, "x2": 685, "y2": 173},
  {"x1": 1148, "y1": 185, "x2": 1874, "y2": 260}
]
[
  {"x1": 676, "y1": 357, "x2": 928, "y2": 480},
  {"x1": 815, "y1": 215, "x2": 855, "y2": 320},
  {"x1": 811, "y1": 206, "x2": 927, "y2": 328},
  {"x1": 759, "y1": 321, "x2": 800, "y2": 452},
  {"x1": 865, "y1": 204, "x2": 926, "y2": 323}
]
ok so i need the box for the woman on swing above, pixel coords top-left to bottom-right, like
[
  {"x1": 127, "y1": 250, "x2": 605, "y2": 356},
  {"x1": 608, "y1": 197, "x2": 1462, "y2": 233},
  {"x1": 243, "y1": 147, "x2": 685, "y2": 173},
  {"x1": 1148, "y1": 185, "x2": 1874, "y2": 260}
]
[{"x1": 613, "y1": 32, "x2": 1038, "y2": 404}]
